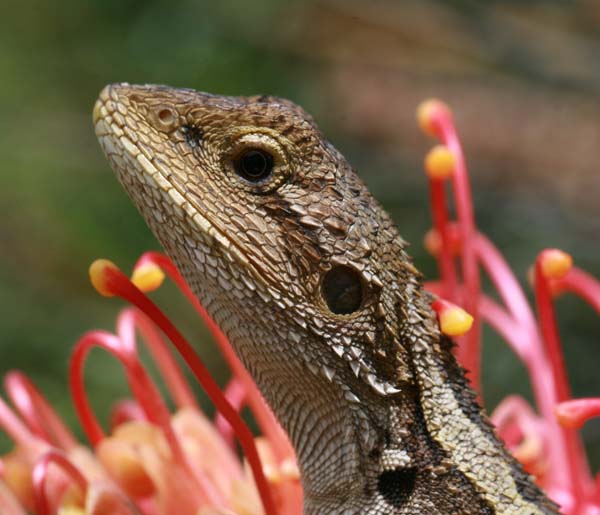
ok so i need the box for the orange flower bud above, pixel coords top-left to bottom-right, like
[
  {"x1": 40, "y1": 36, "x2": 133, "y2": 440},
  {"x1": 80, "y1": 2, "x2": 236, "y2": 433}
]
[
  {"x1": 131, "y1": 262, "x2": 165, "y2": 293},
  {"x1": 432, "y1": 299, "x2": 474, "y2": 337},
  {"x1": 425, "y1": 145, "x2": 455, "y2": 180},
  {"x1": 89, "y1": 259, "x2": 120, "y2": 297},
  {"x1": 539, "y1": 249, "x2": 573, "y2": 280}
]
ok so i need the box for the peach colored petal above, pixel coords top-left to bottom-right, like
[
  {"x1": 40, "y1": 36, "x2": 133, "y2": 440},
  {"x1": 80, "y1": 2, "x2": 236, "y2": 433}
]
[
  {"x1": 67, "y1": 445, "x2": 107, "y2": 483},
  {"x1": 100, "y1": 420, "x2": 205, "y2": 513},
  {"x1": 137, "y1": 443, "x2": 204, "y2": 515},
  {"x1": 229, "y1": 475, "x2": 263, "y2": 515},
  {"x1": 3, "y1": 449, "x2": 35, "y2": 509},
  {"x1": 197, "y1": 508, "x2": 238, "y2": 515},
  {"x1": 84, "y1": 480, "x2": 141, "y2": 515},
  {"x1": 0, "y1": 478, "x2": 27, "y2": 515},
  {"x1": 173, "y1": 408, "x2": 243, "y2": 494},
  {"x1": 252, "y1": 438, "x2": 301, "y2": 515},
  {"x1": 96, "y1": 438, "x2": 155, "y2": 498},
  {"x1": 57, "y1": 506, "x2": 86, "y2": 515}
]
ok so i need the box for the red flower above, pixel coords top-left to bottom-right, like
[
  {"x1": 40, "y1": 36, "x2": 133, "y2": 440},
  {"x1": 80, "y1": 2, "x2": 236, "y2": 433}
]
[{"x1": 418, "y1": 99, "x2": 600, "y2": 514}]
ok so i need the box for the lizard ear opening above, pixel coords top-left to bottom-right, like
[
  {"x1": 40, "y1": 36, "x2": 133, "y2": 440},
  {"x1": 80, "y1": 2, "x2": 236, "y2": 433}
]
[{"x1": 321, "y1": 265, "x2": 364, "y2": 315}]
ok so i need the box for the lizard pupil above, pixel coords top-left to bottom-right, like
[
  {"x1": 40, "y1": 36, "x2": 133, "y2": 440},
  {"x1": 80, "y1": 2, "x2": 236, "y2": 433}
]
[
  {"x1": 322, "y1": 265, "x2": 363, "y2": 315},
  {"x1": 235, "y1": 149, "x2": 274, "y2": 182}
]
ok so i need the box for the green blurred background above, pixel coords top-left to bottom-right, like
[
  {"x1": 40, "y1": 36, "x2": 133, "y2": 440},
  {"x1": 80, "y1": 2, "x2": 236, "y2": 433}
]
[{"x1": 1, "y1": 0, "x2": 599, "y2": 468}]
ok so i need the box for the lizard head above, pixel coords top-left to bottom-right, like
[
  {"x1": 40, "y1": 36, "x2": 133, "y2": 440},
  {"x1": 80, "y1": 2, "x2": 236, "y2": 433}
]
[
  {"x1": 93, "y1": 82, "x2": 423, "y2": 503},
  {"x1": 93, "y1": 83, "x2": 418, "y2": 379}
]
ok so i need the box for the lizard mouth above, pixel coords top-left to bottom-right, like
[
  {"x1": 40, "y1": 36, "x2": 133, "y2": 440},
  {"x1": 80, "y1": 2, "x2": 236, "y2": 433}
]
[
  {"x1": 93, "y1": 84, "x2": 275, "y2": 293},
  {"x1": 92, "y1": 96, "x2": 104, "y2": 125}
]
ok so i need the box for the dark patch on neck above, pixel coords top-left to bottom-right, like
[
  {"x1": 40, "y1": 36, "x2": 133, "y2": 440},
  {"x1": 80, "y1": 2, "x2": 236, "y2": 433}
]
[
  {"x1": 377, "y1": 468, "x2": 417, "y2": 508},
  {"x1": 389, "y1": 310, "x2": 496, "y2": 513}
]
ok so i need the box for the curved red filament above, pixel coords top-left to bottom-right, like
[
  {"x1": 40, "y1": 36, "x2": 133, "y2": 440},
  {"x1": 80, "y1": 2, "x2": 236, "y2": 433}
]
[
  {"x1": 4, "y1": 372, "x2": 77, "y2": 451},
  {"x1": 99, "y1": 264, "x2": 278, "y2": 515},
  {"x1": 32, "y1": 449, "x2": 87, "y2": 515},
  {"x1": 423, "y1": 105, "x2": 481, "y2": 391},
  {"x1": 135, "y1": 252, "x2": 294, "y2": 464},
  {"x1": 69, "y1": 329, "x2": 222, "y2": 506}
]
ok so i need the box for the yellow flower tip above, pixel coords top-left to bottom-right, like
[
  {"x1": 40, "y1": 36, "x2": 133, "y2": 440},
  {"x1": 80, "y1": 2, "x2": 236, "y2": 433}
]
[
  {"x1": 416, "y1": 99, "x2": 451, "y2": 137},
  {"x1": 424, "y1": 225, "x2": 462, "y2": 257},
  {"x1": 512, "y1": 434, "x2": 543, "y2": 464},
  {"x1": 510, "y1": 434, "x2": 547, "y2": 479},
  {"x1": 280, "y1": 458, "x2": 300, "y2": 481},
  {"x1": 262, "y1": 463, "x2": 281, "y2": 484},
  {"x1": 554, "y1": 403, "x2": 585, "y2": 430},
  {"x1": 424, "y1": 228, "x2": 441, "y2": 257},
  {"x1": 131, "y1": 262, "x2": 165, "y2": 293},
  {"x1": 433, "y1": 299, "x2": 474, "y2": 337},
  {"x1": 425, "y1": 145, "x2": 455, "y2": 180},
  {"x1": 539, "y1": 249, "x2": 573, "y2": 280},
  {"x1": 59, "y1": 485, "x2": 86, "y2": 513},
  {"x1": 440, "y1": 307, "x2": 474, "y2": 337},
  {"x1": 89, "y1": 259, "x2": 120, "y2": 297}
]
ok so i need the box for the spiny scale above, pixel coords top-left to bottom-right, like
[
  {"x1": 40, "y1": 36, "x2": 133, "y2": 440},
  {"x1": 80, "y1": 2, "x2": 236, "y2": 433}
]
[{"x1": 94, "y1": 83, "x2": 560, "y2": 514}]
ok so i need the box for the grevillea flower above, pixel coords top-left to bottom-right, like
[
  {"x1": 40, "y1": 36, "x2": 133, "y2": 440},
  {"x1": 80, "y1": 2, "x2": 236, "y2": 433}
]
[
  {"x1": 0, "y1": 100, "x2": 598, "y2": 514},
  {"x1": 0, "y1": 253, "x2": 301, "y2": 515},
  {"x1": 418, "y1": 99, "x2": 600, "y2": 514}
]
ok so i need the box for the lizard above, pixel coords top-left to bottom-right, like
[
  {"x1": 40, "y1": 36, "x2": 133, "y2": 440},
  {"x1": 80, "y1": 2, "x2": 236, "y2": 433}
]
[{"x1": 93, "y1": 83, "x2": 561, "y2": 515}]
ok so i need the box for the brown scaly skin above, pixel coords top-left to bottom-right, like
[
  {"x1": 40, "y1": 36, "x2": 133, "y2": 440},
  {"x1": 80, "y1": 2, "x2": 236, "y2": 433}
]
[{"x1": 93, "y1": 83, "x2": 561, "y2": 515}]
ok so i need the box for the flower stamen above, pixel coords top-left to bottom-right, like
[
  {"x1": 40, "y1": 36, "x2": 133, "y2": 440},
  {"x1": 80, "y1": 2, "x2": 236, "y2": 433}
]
[{"x1": 417, "y1": 100, "x2": 481, "y2": 390}]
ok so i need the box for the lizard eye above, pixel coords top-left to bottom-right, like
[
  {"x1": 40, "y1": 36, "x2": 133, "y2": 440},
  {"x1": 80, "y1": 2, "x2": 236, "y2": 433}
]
[
  {"x1": 223, "y1": 132, "x2": 291, "y2": 193},
  {"x1": 234, "y1": 148, "x2": 274, "y2": 183},
  {"x1": 322, "y1": 265, "x2": 364, "y2": 315}
]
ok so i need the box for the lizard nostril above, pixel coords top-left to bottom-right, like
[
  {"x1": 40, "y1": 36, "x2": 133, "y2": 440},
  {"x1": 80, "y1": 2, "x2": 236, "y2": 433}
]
[
  {"x1": 158, "y1": 108, "x2": 175, "y2": 124},
  {"x1": 377, "y1": 467, "x2": 417, "y2": 508},
  {"x1": 151, "y1": 106, "x2": 178, "y2": 132}
]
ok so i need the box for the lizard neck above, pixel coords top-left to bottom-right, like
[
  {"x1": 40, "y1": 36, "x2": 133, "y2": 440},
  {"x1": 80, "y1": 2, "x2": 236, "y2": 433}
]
[
  {"x1": 221, "y1": 309, "x2": 376, "y2": 508},
  {"x1": 402, "y1": 280, "x2": 558, "y2": 515},
  {"x1": 241, "y1": 280, "x2": 559, "y2": 515},
  {"x1": 169, "y1": 229, "x2": 558, "y2": 514},
  {"x1": 184, "y1": 256, "x2": 558, "y2": 514}
]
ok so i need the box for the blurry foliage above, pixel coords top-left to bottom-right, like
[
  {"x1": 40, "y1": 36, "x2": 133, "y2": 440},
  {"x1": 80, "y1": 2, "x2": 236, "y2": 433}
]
[{"x1": 0, "y1": 0, "x2": 599, "y2": 465}]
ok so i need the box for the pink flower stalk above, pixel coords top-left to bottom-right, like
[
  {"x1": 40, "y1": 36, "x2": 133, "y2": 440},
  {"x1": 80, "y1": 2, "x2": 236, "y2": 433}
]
[
  {"x1": 0, "y1": 99, "x2": 598, "y2": 514},
  {"x1": 418, "y1": 99, "x2": 600, "y2": 514}
]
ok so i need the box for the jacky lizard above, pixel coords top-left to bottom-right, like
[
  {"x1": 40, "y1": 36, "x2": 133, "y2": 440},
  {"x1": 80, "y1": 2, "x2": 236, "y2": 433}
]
[{"x1": 93, "y1": 83, "x2": 561, "y2": 514}]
